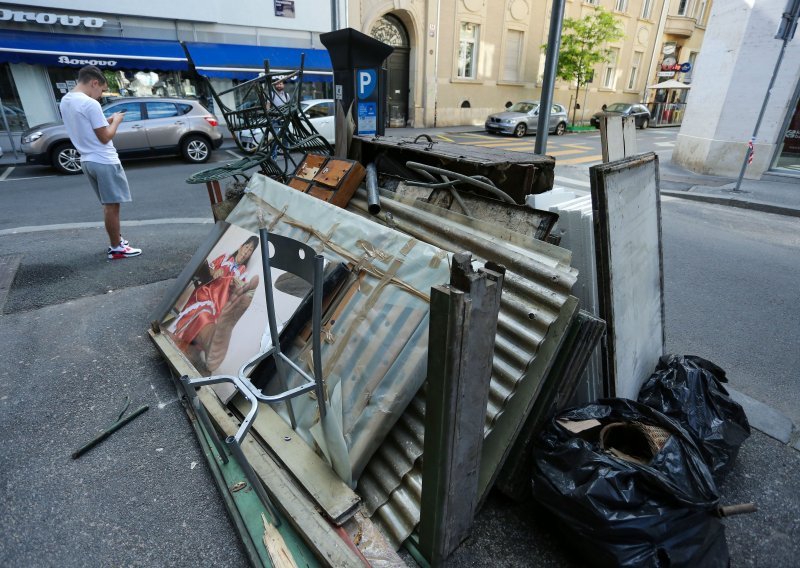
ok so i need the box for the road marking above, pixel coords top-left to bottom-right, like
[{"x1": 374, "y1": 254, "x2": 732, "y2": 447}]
[
  {"x1": 0, "y1": 167, "x2": 14, "y2": 181},
  {"x1": 558, "y1": 154, "x2": 602, "y2": 165},
  {"x1": 547, "y1": 149, "x2": 586, "y2": 157},
  {"x1": 554, "y1": 175, "x2": 591, "y2": 188},
  {"x1": 0, "y1": 174, "x2": 60, "y2": 182},
  {"x1": 561, "y1": 144, "x2": 594, "y2": 150},
  {"x1": 435, "y1": 134, "x2": 454, "y2": 142},
  {"x1": 0, "y1": 217, "x2": 213, "y2": 237},
  {"x1": 226, "y1": 149, "x2": 244, "y2": 159},
  {"x1": 654, "y1": 142, "x2": 675, "y2": 147}
]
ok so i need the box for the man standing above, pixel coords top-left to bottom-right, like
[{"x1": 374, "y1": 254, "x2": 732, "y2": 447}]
[{"x1": 60, "y1": 65, "x2": 142, "y2": 259}]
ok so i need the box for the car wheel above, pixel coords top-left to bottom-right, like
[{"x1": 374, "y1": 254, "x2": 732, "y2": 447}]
[
  {"x1": 514, "y1": 123, "x2": 527, "y2": 138},
  {"x1": 554, "y1": 122, "x2": 567, "y2": 136},
  {"x1": 51, "y1": 143, "x2": 82, "y2": 175},
  {"x1": 640, "y1": 118, "x2": 649, "y2": 130},
  {"x1": 182, "y1": 135, "x2": 211, "y2": 163}
]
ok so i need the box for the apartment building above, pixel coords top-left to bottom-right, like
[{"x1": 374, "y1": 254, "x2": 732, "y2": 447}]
[{"x1": 350, "y1": 0, "x2": 674, "y2": 127}]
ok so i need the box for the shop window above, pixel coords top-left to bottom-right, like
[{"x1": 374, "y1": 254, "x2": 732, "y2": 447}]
[
  {"x1": 0, "y1": 64, "x2": 28, "y2": 132},
  {"x1": 775, "y1": 96, "x2": 800, "y2": 172},
  {"x1": 458, "y1": 23, "x2": 480, "y2": 79},
  {"x1": 502, "y1": 30, "x2": 524, "y2": 82},
  {"x1": 146, "y1": 102, "x2": 180, "y2": 119}
]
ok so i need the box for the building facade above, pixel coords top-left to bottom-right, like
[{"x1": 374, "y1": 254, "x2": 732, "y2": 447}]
[
  {"x1": 0, "y1": 0, "x2": 342, "y2": 139},
  {"x1": 671, "y1": 0, "x2": 800, "y2": 177},
  {"x1": 640, "y1": 0, "x2": 712, "y2": 126},
  {"x1": 350, "y1": 0, "x2": 673, "y2": 128}
]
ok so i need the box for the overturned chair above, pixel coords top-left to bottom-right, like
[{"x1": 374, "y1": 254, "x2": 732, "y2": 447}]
[{"x1": 179, "y1": 228, "x2": 327, "y2": 523}]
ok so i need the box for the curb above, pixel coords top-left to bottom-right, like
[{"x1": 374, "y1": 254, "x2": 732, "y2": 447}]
[{"x1": 660, "y1": 189, "x2": 800, "y2": 219}]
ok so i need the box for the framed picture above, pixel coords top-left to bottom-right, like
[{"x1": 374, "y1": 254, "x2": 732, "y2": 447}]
[{"x1": 159, "y1": 223, "x2": 306, "y2": 398}]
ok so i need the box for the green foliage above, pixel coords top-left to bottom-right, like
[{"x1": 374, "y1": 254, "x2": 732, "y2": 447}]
[
  {"x1": 554, "y1": 8, "x2": 624, "y2": 88},
  {"x1": 102, "y1": 70, "x2": 120, "y2": 92},
  {"x1": 543, "y1": 7, "x2": 624, "y2": 123}
]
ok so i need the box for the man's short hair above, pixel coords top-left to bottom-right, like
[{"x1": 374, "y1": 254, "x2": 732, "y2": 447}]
[{"x1": 78, "y1": 66, "x2": 107, "y2": 85}]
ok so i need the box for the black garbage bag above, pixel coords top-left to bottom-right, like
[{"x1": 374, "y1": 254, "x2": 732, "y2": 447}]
[
  {"x1": 638, "y1": 355, "x2": 750, "y2": 482},
  {"x1": 532, "y1": 399, "x2": 728, "y2": 568}
]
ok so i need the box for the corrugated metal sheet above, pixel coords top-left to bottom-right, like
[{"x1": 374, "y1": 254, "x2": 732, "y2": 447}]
[{"x1": 349, "y1": 190, "x2": 579, "y2": 547}]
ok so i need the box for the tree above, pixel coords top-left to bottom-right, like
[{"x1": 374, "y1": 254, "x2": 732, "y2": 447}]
[{"x1": 545, "y1": 7, "x2": 624, "y2": 125}]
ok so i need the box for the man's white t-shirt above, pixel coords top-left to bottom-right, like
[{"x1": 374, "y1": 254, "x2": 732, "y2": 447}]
[{"x1": 59, "y1": 92, "x2": 119, "y2": 165}]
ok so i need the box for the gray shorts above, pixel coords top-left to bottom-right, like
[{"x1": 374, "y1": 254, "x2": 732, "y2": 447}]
[{"x1": 82, "y1": 161, "x2": 132, "y2": 204}]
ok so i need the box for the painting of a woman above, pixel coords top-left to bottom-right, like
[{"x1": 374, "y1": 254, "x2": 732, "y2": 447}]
[{"x1": 169, "y1": 236, "x2": 261, "y2": 373}]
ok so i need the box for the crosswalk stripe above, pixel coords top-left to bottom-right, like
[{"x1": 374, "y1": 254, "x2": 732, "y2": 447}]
[
  {"x1": 436, "y1": 134, "x2": 454, "y2": 142},
  {"x1": 554, "y1": 175, "x2": 591, "y2": 188},
  {"x1": 547, "y1": 149, "x2": 586, "y2": 157},
  {"x1": 558, "y1": 154, "x2": 603, "y2": 165}
]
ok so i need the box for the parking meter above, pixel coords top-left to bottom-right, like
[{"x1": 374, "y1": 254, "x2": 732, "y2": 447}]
[{"x1": 320, "y1": 28, "x2": 393, "y2": 136}]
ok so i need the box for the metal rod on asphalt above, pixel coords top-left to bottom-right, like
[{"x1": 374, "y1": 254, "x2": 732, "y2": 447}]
[
  {"x1": 733, "y1": 0, "x2": 799, "y2": 192},
  {"x1": 72, "y1": 405, "x2": 149, "y2": 459},
  {"x1": 535, "y1": 0, "x2": 567, "y2": 156},
  {"x1": 365, "y1": 162, "x2": 381, "y2": 215}
]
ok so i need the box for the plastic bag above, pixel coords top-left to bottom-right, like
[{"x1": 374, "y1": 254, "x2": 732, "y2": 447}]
[
  {"x1": 638, "y1": 355, "x2": 750, "y2": 482},
  {"x1": 532, "y1": 399, "x2": 728, "y2": 568}
]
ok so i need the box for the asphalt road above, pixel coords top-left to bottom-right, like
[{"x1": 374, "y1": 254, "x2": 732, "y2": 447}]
[{"x1": 1, "y1": 131, "x2": 798, "y2": 567}]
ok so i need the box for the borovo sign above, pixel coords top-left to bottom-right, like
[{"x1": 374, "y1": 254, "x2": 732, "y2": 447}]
[
  {"x1": 0, "y1": 9, "x2": 105, "y2": 28},
  {"x1": 58, "y1": 55, "x2": 117, "y2": 67}
]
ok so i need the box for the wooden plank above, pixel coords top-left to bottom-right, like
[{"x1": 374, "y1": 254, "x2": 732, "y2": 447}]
[
  {"x1": 231, "y1": 397, "x2": 361, "y2": 525},
  {"x1": 148, "y1": 329, "x2": 360, "y2": 525},
  {"x1": 200, "y1": 388, "x2": 364, "y2": 568},
  {"x1": 0, "y1": 254, "x2": 22, "y2": 313},
  {"x1": 149, "y1": 330, "x2": 362, "y2": 568}
]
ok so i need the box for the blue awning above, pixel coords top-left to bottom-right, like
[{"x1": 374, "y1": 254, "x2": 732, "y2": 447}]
[
  {"x1": 182, "y1": 41, "x2": 332, "y2": 82},
  {"x1": 0, "y1": 30, "x2": 188, "y2": 71}
]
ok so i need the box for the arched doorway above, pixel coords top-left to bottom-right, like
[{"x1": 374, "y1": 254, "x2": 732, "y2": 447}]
[{"x1": 370, "y1": 14, "x2": 410, "y2": 128}]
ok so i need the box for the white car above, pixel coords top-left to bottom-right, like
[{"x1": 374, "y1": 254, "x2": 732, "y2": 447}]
[{"x1": 239, "y1": 99, "x2": 335, "y2": 151}]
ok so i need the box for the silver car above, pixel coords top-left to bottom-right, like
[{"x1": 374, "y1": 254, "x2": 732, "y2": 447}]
[
  {"x1": 21, "y1": 97, "x2": 223, "y2": 174},
  {"x1": 239, "y1": 99, "x2": 336, "y2": 151},
  {"x1": 485, "y1": 101, "x2": 569, "y2": 138}
]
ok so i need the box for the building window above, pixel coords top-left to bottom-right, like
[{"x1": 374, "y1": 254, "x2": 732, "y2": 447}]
[
  {"x1": 458, "y1": 22, "x2": 480, "y2": 79},
  {"x1": 627, "y1": 51, "x2": 643, "y2": 90},
  {"x1": 677, "y1": 0, "x2": 690, "y2": 16},
  {"x1": 502, "y1": 30, "x2": 524, "y2": 82},
  {"x1": 641, "y1": 0, "x2": 654, "y2": 19},
  {"x1": 585, "y1": 0, "x2": 599, "y2": 5},
  {"x1": 695, "y1": 0, "x2": 708, "y2": 24},
  {"x1": 603, "y1": 48, "x2": 619, "y2": 89},
  {"x1": 0, "y1": 63, "x2": 28, "y2": 132},
  {"x1": 615, "y1": 0, "x2": 628, "y2": 12}
]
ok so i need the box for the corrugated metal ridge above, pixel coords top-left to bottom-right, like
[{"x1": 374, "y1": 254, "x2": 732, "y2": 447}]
[{"x1": 349, "y1": 193, "x2": 578, "y2": 547}]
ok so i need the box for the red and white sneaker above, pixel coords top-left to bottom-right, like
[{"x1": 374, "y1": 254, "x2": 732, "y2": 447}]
[{"x1": 107, "y1": 242, "x2": 142, "y2": 259}]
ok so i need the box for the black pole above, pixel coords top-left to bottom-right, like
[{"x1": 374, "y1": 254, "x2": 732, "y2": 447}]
[{"x1": 535, "y1": 0, "x2": 567, "y2": 156}]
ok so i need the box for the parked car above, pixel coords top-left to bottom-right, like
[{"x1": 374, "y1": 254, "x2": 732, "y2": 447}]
[
  {"x1": 590, "y1": 102, "x2": 651, "y2": 129},
  {"x1": 485, "y1": 101, "x2": 568, "y2": 138},
  {"x1": 238, "y1": 99, "x2": 335, "y2": 151},
  {"x1": 21, "y1": 97, "x2": 223, "y2": 174}
]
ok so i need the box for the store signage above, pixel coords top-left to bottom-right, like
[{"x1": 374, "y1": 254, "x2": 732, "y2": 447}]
[
  {"x1": 657, "y1": 71, "x2": 675, "y2": 77},
  {"x1": 0, "y1": 9, "x2": 105, "y2": 28},
  {"x1": 58, "y1": 55, "x2": 117, "y2": 67},
  {"x1": 661, "y1": 61, "x2": 693, "y2": 72},
  {"x1": 680, "y1": 62, "x2": 692, "y2": 73}
]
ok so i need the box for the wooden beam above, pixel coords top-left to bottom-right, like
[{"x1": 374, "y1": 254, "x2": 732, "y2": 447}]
[{"x1": 231, "y1": 397, "x2": 361, "y2": 525}]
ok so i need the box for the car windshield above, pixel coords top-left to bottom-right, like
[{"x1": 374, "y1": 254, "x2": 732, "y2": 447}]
[
  {"x1": 508, "y1": 102, "x2": 537, "y2": 114},
  {"x1": 606, "y1": 103, "x2": 630, "y2": 112}
]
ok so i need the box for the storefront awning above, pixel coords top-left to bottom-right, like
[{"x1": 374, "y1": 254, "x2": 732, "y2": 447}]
[
  {"x1": 0, "y1": 30, "x2": 188, "y2": 71},
  {"x1": 182, "y1": 41, "x2": 333, "y2": 82}
]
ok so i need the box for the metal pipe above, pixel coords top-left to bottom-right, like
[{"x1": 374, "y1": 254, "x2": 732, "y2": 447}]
[
  {"x1": 365, "y1": 162, "x2": 381, "y2": 215},
  {"x1": 71, "y1": 405, "x2": 149, "y2": 459},
  {"x1": 535, "y1": 0, "x2": 566, "y2": 155}
]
